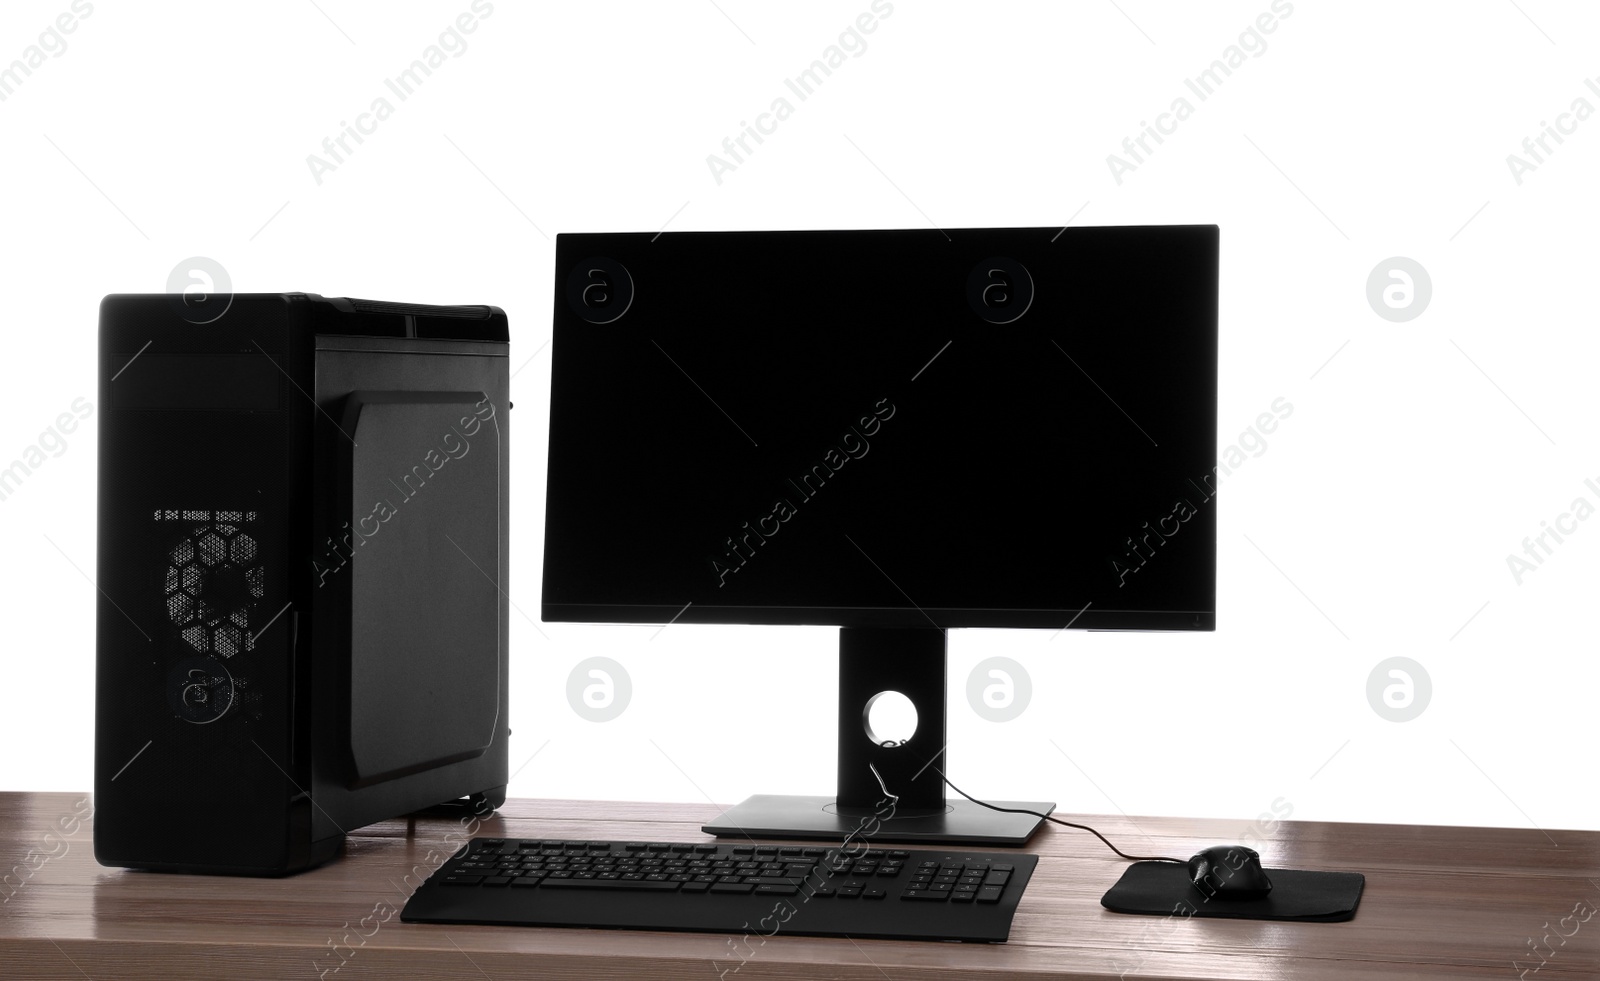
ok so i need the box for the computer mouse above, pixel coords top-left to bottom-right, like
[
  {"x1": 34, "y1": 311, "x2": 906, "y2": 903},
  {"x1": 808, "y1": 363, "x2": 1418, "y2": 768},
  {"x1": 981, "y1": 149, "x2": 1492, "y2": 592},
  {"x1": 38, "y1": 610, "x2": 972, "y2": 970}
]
[{"x1": 1187, "y1": 845, "x2": 1273, "y2": 900}]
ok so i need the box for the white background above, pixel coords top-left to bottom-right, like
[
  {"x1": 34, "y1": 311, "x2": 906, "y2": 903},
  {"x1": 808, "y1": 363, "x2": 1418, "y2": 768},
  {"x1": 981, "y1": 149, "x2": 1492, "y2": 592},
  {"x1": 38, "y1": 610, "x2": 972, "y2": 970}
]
[{"x1": 1, "y1": 1, "x2": 1596, "y2": 843}]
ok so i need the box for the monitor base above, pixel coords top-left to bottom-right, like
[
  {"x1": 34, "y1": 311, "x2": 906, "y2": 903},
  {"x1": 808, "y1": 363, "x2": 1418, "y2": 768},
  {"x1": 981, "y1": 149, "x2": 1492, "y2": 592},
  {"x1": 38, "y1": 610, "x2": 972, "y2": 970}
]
[{"x1": 702, "y1": 794, "x2": 1055, "y2": 847}]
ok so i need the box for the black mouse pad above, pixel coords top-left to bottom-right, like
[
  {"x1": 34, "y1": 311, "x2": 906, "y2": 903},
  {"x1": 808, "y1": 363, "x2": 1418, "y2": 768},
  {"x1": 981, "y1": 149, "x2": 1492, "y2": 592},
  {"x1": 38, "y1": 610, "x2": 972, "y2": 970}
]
[{"x1": 1102, "y1": 862, "x2": 1365, "y2": 922}]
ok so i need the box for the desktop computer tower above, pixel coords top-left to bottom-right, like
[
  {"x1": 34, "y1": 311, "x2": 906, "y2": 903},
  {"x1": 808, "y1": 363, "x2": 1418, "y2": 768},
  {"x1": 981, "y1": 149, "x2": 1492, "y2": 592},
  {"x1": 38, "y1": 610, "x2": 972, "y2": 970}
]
[{"x1": 94, "y1": 293, "x2": 511, "y2": 875}]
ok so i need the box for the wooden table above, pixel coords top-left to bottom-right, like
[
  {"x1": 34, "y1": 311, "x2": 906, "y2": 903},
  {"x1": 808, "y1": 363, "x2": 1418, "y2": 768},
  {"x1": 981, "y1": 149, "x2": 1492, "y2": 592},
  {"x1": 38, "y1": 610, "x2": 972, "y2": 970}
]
[{"x1": 2, "y1": 791, "x2": 1596, "y2": 979}]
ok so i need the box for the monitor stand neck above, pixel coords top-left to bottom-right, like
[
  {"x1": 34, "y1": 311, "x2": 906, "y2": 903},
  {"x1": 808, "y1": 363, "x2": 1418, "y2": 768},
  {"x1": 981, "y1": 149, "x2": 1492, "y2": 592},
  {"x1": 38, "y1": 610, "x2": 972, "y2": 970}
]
[
  {"x1": 701, "y1": 626, "x2": 1055, "y2": 847},
  {"x1": 836, "y1": 626, "x2": 948, "y2": 814}
]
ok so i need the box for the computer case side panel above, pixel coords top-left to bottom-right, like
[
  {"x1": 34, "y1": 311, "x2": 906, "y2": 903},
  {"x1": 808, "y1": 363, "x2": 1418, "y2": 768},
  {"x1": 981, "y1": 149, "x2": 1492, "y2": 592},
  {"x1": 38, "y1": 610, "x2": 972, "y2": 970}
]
[{"x1": 308, "y1": 324, "x2": 511, "y2": 839}]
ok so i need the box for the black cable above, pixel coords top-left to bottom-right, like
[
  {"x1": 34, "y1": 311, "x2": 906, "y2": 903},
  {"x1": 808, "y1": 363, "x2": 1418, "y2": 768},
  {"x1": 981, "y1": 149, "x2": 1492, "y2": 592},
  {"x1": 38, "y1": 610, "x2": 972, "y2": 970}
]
[{"x1": 930, "y1": 763, "x2": 1186, "y2": 864}]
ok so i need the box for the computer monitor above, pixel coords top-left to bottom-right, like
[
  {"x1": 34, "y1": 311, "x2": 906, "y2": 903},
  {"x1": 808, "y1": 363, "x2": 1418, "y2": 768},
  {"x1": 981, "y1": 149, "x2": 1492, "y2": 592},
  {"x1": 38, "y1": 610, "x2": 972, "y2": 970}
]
[{"x1": 543, "y1": 226, "x2": 1218, "y2": 845}]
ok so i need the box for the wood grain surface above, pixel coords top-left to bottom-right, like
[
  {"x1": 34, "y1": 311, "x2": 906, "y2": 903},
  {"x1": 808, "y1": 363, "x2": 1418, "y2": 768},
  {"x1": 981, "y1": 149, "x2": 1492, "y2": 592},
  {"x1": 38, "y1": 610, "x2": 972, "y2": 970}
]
[{"x1": 1, "y1": 792, "x2": 1596, "y2": 980}]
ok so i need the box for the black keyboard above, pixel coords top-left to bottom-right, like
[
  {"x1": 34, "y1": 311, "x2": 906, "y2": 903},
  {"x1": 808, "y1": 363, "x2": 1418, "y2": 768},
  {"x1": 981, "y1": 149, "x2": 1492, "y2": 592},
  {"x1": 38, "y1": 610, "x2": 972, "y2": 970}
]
[{"x1": 401, "y1": 837, "x2": 1037, "y2": 942}]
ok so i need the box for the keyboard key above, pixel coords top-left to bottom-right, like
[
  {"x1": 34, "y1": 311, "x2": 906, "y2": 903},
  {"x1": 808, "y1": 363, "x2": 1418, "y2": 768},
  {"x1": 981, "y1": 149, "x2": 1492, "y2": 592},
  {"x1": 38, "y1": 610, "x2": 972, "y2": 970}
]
[
  {"x1": 441, "y1": 875, "x2": 482, "y2": 886},
  {"x1": 711, "y1": 883, "x2": 755, "y2": 894},
  {"x1": 681, "y1": 881, "x2": 711, "y2": 893},
  {"x1": 863, "y1": 887, "x2": 886, "y2": 899},
  {"x1": 949, "y1": 890, "x2": 977, "y2": 903},
  {"x1": 889, "y1": 851, "x2": 909, "y2": 859},
  {"x1": 743, "y1": 877, "x2": 806, "y2": 887},
  {"x1": 900, "y1": 890, "x2": 947, "y2": 901},
  {"x1": 756, "y1": 884, "x2": 798, "y2": 895},
  {"x1": 482, "y1": 876, "x2": 511, "y2": 887},
  {"x1": 542, "y1": 878, "x2": 681, "y2": 892},
  {"x1": 839, "y1": 887, "x2": 862, "y2": 898},
  {"x1": 977, "y1": 885, "x2": 1004, "y2": 903},
  {"x1": 694, "y1": 844, "x2": 718, "y2": 854},
  {"x1": 984, "y1": 870, "x2": 1012, "y2": 886}
]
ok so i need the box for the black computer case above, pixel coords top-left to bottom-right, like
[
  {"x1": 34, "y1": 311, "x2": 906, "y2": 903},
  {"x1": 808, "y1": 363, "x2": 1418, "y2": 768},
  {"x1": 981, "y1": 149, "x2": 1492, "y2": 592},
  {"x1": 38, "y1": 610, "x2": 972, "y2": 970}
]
[{"x1": 94, "y1": 293, "x2": 510, "y2": 875}]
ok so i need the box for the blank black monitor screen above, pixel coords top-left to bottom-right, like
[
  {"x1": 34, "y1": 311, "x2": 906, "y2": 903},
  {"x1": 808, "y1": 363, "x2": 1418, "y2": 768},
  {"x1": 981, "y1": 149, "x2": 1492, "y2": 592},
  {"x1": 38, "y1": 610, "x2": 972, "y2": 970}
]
[{"x1": 543, "y1": 226, "x2": 1217, "y2": 633}]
